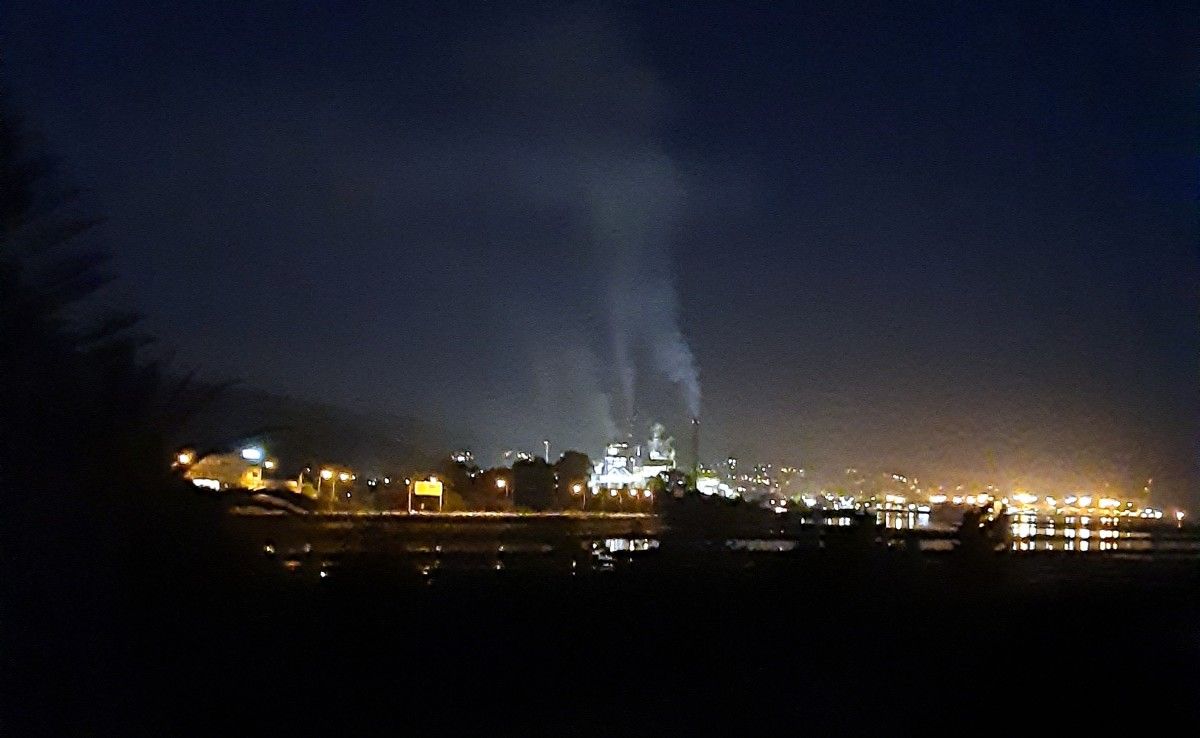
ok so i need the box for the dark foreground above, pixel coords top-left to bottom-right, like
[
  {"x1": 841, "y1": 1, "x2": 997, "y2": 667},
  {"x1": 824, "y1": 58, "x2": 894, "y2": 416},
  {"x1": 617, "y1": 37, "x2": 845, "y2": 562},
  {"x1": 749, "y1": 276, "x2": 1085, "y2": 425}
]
[{"x1": 6, "y1": 517, "x2": 1200, "y2": 734}]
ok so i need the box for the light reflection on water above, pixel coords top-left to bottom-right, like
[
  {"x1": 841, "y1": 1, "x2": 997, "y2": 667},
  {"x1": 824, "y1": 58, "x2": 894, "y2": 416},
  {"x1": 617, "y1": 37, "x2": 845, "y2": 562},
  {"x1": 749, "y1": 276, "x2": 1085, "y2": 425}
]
[
  {"x1": 1008, "y1": 512, "x2": 1133, "y2": 552},
  {"x1": 262, "y1": 513, "x2": 1198, "y2": 578},
  {"x1": 603, "y1": 537, "x2": 659, "y2": 553},
  {"x1": 725, "y1": 539, "x2": 797, "y2": 552}
]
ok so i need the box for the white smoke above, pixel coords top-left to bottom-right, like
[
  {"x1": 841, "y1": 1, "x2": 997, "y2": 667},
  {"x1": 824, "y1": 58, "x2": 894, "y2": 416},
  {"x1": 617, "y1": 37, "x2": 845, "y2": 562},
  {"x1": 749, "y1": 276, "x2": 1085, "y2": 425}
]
[
  {"x1": 457, "y1": 6, "x2": 703, "y2": 436},
  {"x1": 585, "y1": 150, "x2": 701, "y2": 429}
]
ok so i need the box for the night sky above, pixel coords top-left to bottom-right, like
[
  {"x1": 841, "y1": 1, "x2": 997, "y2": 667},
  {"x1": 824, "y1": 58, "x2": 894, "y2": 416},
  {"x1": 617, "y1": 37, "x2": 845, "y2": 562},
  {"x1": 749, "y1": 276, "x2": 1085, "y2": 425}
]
[{"x1": 3, "y1": 2, "x2": 1196, "y2": 503}]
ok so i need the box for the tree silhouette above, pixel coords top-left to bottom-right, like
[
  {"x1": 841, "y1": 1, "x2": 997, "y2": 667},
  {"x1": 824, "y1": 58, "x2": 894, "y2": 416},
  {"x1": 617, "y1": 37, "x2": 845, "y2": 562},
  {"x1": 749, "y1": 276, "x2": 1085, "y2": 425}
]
[
  {"x1": 0, "y1": 88, "x2": 238, "y2": 734},
  {"x1": 1, "y1": 90, "x2": 221, "y2": 626},
  {"x1": 554, "y1": 450, "x2": 592, "y2": 509}
]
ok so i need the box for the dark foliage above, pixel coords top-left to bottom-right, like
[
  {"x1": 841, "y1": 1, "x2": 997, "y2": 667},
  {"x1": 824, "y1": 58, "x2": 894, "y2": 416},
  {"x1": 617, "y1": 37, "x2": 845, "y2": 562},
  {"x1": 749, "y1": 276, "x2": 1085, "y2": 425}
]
[{"x1": 0, "y1": 91, "x2": 226, "y2": 733}]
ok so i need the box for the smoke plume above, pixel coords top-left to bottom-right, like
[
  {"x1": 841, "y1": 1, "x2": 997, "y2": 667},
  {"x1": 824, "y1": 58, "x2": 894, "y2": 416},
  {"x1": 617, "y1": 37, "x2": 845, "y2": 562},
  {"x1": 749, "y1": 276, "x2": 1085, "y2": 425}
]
[{"x1": 585, "y1": 149, "x2": 701, "y2": 430}]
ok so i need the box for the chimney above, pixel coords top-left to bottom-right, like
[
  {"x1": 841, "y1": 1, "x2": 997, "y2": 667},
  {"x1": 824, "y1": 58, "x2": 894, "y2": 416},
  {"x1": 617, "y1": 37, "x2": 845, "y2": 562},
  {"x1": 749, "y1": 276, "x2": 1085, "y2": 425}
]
[{"x1": 690, "y1": 416, "x2": 700, "y2": 476}]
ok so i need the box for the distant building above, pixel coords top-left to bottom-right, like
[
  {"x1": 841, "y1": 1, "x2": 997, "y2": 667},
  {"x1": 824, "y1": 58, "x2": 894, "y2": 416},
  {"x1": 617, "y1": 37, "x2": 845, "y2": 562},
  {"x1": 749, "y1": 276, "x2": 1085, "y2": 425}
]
[
  {"x1": 185, "y1": 451, "x2": 266, "y2": 491},
  {"x1": 182, "y1": 445, "x2": 296, "y2": 493}
]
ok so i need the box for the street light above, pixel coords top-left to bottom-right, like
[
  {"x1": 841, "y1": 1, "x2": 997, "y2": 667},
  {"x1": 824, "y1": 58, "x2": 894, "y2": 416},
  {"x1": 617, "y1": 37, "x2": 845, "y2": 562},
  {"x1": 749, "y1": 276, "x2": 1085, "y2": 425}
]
[
  {"x1": 318, "y1": 468, "x2": 334, "y2": 500},
  {"x1": 572, "y1": 482, "x2": 585, "y2": 512},
  {"x1": 175, "y1": 451, "x2": 193, "y2": 466}
]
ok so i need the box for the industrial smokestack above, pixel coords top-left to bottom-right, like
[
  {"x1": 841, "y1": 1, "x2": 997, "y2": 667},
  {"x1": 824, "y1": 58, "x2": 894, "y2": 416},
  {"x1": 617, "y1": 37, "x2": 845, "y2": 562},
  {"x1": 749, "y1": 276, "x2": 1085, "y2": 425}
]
[{"x1": 690, "y1": 416, "x2": 700, "y2": 478}]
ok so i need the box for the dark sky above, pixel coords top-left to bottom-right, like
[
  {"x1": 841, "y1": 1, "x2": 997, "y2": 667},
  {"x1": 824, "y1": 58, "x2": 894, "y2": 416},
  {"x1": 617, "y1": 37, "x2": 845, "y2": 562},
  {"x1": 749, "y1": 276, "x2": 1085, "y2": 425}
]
[{"x1": 3, "y1": 1, "x2": 1196, "y2": 503}]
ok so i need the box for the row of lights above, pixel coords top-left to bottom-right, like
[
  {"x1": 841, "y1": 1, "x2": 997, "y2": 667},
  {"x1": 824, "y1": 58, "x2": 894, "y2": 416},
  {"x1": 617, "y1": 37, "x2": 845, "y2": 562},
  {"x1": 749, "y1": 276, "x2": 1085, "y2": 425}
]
[
  {"x1": 319, "y1": 468, "x2": 353, "y2": 483},
  {"x1": 595, "y1": 487, "x2": 653, "y2": 499}
]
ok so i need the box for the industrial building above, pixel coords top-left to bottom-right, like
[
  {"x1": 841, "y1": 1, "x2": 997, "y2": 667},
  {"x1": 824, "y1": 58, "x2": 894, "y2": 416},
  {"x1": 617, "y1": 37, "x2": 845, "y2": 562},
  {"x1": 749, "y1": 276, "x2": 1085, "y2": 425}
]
[{"x1": 588, "y1": 422, "x2": 677, "y2": 494}]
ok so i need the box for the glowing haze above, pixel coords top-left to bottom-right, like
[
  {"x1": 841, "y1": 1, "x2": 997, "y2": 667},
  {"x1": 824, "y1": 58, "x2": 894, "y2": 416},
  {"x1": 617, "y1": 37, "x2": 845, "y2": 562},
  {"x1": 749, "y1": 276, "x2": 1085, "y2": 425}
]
[{"x1": 3, "y1": 2, "x2": 1194, "y2": 504}]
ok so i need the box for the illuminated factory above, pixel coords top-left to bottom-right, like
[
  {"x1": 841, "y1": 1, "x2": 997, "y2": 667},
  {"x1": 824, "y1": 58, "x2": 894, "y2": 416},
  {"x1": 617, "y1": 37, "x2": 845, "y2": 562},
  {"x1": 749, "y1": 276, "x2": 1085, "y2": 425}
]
[{"x1": 588, "y1": 422, "x2": 678, "y2": 493}]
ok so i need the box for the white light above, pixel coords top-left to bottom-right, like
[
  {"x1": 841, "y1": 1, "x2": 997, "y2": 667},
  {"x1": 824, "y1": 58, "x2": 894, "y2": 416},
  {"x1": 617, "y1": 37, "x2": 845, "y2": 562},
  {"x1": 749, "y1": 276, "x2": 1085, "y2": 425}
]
[
  {"x1": 191, "y1": 478, "x2": 220, "y2": 491},
  {"x1": 240, "y1": 447, "x2": 264, "y2": 462},
  {"x1": 263, "y1": 460, "x2": 275, "y2": 470}
]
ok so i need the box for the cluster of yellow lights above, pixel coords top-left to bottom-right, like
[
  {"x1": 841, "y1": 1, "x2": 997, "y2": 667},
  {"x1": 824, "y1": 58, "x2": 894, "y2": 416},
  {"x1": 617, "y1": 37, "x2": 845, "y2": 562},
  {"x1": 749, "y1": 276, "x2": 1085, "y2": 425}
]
[{"x1": 318, "y1": 468, "x2": 353, "y2": 482}]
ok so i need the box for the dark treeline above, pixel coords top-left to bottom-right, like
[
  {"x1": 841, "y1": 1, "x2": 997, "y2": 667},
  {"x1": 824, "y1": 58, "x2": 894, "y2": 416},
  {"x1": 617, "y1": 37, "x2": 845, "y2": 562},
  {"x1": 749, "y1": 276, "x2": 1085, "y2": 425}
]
[
  {"x1": 431, "y1": 451, "x2": 601, "y2": 512},
  {"x1": 0, "y1": 92, "x2": 236, "y2": 733}
]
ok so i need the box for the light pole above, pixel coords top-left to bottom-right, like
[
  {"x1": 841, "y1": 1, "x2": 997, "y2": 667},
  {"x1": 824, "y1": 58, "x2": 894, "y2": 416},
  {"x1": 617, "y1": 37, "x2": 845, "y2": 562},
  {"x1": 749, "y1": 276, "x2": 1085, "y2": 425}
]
[
  {"x1": 572, "y1": 482, "x2": 585, "y2": 512},
  {"x1": 543, "y1": 439, "x2": 550, "y2": 463},
  {"x1": 496, "y1": 477, "x2": 509, "y2": 507}
]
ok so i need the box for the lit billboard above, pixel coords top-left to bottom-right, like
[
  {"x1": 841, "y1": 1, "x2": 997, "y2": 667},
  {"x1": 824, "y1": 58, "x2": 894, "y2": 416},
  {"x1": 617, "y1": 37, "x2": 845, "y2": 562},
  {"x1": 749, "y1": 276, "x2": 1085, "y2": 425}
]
[{"x1": 413, "y1": 480, "x2": 443, "y2": 497}]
